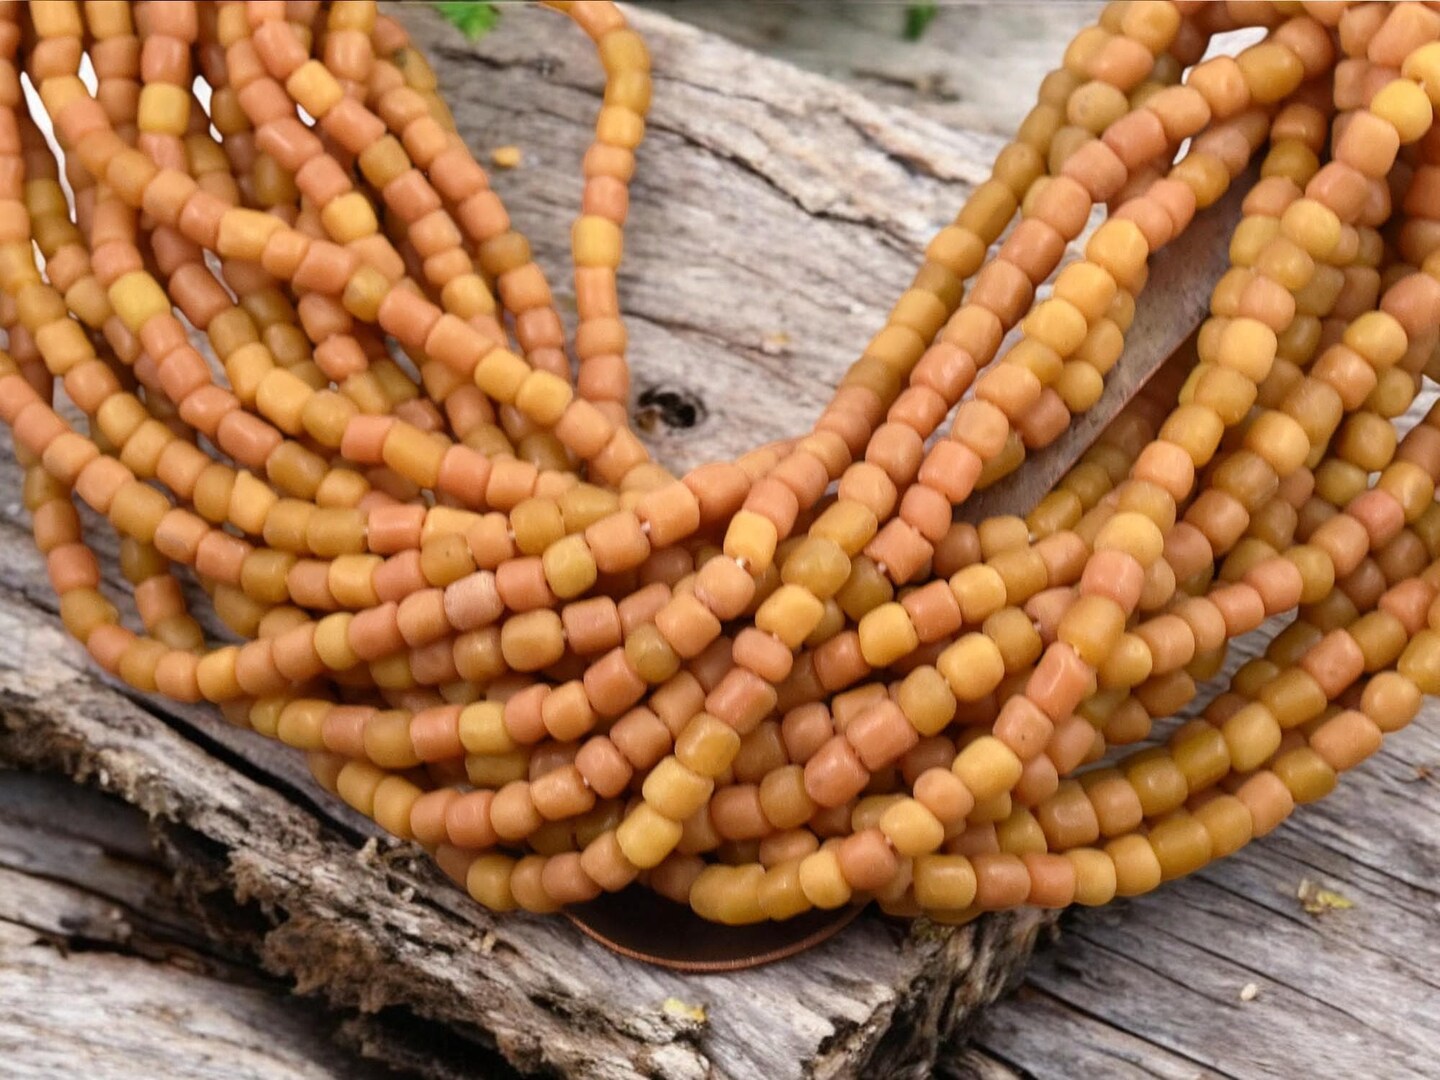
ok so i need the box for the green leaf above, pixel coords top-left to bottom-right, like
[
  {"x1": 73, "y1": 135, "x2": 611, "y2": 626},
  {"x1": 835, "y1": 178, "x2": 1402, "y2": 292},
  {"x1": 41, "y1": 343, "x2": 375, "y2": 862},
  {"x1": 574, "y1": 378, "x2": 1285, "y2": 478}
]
[
  {"x1": 433, "y1": 1, "x2": 501, "y2": 41},
  {"x1": 903, "y1": 2, "x2": 939, "y2": 41}
]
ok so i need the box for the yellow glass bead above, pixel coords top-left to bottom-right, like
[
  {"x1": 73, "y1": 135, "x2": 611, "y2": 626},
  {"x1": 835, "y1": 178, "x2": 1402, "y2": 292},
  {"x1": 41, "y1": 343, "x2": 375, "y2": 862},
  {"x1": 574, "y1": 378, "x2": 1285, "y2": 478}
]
[
  {"x1": 879, "y1": 798, "x2": 945, "y2": 857},
  {"x1": 811, "y1": 499, "x2": 880, "y2": 556},
  {"x1": 336, "y1": 761, "x2": 386, "y2": 817},
  {"x1": 515, "y1": 370, "x2": 574, "y2": 426},
  {"x1": 950, "y1": 563, "x2": 1008, "y2": 622},
  {"x1": 1342, "y1": 311, "x2": 1408, "y2": 370},
  {"x1": 286, "y1": 59, "x2": 345, "y2": 118},
  {"x1": 1236, "y1": 42, "x2": 1304, "y2": 104},
  {"x1": 757, "y1": 860, "x2": 812, "y2": 921},
  {"x1": 466, "y1": 854, "x2": 518, "y2": 912},
  {"x1": 1370, "y1": 79, "x2": 1433, "y2": 143},
  {"x1": 358, "y1": 135, "x2": 411, "y2": 188},
  {"x1": 217, "y1": 209, "x2": 284, "y2": 261},
  {"x1": 1280, "y1": 198, "x2": 1341, "y2": 260},
  {"x1": 938, "y1": 633, "x2": 1005, "y2": 701},
  {"x1": 322, "y1": 192, "x2": 380, "y2": 245},
  {"x1": 725, "y1": 509, "x2": 780, "y2": 572},
  {"x1": 1216, "y1": 317, "x2": 1277, "y2": 383},
  {"x1": 1398, "y1": 630, "x2": 1440, "y2": 694},
  {"x1": 1094, "y1": 510, "x2": 1165, "y2": 568},
  {"x1": 1402, "y1": 42, "x2": 1440, "y2": 104},
  {"x1": 642, "y1": 757, "x2": 715, "y2": 821},
  {"x1": 897, "y1": 665, "x2": 957, "y2": 736},
  {"x1": 137, "y1": 83, "x2": 190, "y2": 136},
  {"x1": 754, "y1": 583, "x2": 826, "y2": 649},
  {"x1": 1022, "y1": 297, "x2": 1089, "y2": 357},
  {"x1": 1378, "y1": 462, "x2": 1434, "y2": 523},
  {"x1": 913, "y1": 854, "x2": 978, "y2": 911},
  {"x1": 857, "y1": 601, "x2": 920, "y2": 668},
  {"x1": 1056, "y1": 361, "x2": 1104, "y2": 411},
  {"x1": 1059, "y1": 594, "x2": 1127, "y2": 666},
  {"x1": 781, "y1": 536, "x2": 852, "y2": 599},
  {"x1": 542, "y1": 534, "x2": 599, "y2": 599},
  {"x1": 798, "y1": 847, "x2": 854, "y2": 909},
  {"x1": 573, "y1": 215, "x2": 624, "y2": 267},
  {"x1": 675, "y1": 714, "x2": 742, "y2": 778},
  {"x1": 615, "y1": 804, "x2": 683, "y2": 869},
  {"x1": 1085, "y1": 219, "x2": 1148, "y2": 290},
  {"x1": 1243, "y1": 411, "x2": 1309, "y2": 475},
  {"x1": 465, "y1": 751, "x2": 529, "y2": 788},
  {"x1": 107, "y1": 272, "x2": 171, "y2": 333},
  {"x1": 459, "y1": 701, "x2": 516, "y2": 755},
  {"x1": 475, "y1": 348, "x2": 530, "y2": 403},
  {"x1": 625, "y1": 623, "x2": 681, "y2": 683},
  {"x1": 952, "y1": 735, "x2": 1023, "y2": 802},
  {"x1": 1066, "y1": 848, "x2": 1117, "y2": 906}
]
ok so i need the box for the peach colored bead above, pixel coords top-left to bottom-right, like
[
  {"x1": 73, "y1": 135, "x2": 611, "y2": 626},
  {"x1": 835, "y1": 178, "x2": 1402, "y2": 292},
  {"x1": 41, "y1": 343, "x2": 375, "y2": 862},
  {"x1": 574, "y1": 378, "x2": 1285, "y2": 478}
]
[
  {"x1": 9, "y1": 0, "x2": 1439, "y2": 933},
  {"x1": 804, "y1": 735, "x2": 871, "y2": 808}
]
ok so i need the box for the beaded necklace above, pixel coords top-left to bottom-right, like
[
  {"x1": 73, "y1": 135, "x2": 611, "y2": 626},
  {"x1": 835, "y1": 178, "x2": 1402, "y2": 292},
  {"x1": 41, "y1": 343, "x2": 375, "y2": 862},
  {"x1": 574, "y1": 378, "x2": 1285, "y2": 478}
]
[{"x1": 4, "y1": 0, "x2": 1440, "y2": 936}]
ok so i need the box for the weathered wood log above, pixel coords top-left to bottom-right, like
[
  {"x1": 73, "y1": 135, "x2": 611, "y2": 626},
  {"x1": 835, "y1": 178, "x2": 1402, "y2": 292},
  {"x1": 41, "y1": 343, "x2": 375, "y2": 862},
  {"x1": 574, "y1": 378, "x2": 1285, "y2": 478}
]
[
  {"x1": 0, "y1": 4, "x2": 1055, "y2": 1076},
  {"x1": 638, "y1": 1, "x2": 1094, "y2": 135},
  {"x1": 619, "y1": 10, "x2": 1440, "y2": 1073},
  {"x1": 961, "y1": 613, "x2": 1440, "y2": 1080},
  {"x1": 0, "y1": 772, "x2": 395, "y2": 1080},
  {"x1": 5, "y1": 6, "x2": 1440, "y2": 1078}
]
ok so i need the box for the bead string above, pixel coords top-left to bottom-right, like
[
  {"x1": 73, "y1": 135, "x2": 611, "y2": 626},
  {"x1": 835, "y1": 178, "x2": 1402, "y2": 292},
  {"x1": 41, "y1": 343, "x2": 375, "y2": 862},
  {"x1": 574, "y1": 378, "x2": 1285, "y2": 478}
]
[{"x1": 3, "y1": 0, "x2": 1440, "y2": 925}]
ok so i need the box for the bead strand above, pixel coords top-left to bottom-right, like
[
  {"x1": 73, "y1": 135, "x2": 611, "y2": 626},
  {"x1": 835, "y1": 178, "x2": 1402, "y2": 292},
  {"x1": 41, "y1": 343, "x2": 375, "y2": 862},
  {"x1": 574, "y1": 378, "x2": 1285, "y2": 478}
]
[{"x1": 3, "y1": 0, "x2": 1440, "y2": 926}]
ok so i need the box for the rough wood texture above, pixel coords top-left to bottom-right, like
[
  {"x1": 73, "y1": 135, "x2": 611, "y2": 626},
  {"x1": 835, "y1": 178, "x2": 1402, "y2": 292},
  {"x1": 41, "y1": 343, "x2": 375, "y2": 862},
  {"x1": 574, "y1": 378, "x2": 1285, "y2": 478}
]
[
  {"x1": 959, "y1": 608, "x2": 1440, "y2": 1080},
  {"x1": 0, "y1": 4, "x2": 1052, "y2": 1077},
  {"x1": 0, "y1": 774, "x2": 391, "y2": 1080},
  {"x1": 636, "y1": 2, "x2": 1095, "y2": 135},
  {"x1": 635, "y1": 11, "x2": 1440, "y2": 1073},
  {"x1": 5, "y1": 4, "x2": 1439, "y2": 1079}
]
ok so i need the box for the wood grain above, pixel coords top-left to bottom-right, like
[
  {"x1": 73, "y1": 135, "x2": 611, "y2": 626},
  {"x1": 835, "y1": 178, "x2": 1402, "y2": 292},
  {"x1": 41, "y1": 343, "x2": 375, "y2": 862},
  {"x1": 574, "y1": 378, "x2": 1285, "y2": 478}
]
[
  {"x1": 0, "y1": 773, "x2": 394, "y2": 1080},
  {"x1": 960, "y1": 610, "x2": 1440, "y2": 1080},
  {"x1": 0, "y1": 4, "x2": 1054, "y2": 1077},
  {"x1": 2, "y1": 4, "x2": 1437, "y2": 1080},
  {"x1": 635, "y1": 2, "x2": 1096, "y2": 135}
]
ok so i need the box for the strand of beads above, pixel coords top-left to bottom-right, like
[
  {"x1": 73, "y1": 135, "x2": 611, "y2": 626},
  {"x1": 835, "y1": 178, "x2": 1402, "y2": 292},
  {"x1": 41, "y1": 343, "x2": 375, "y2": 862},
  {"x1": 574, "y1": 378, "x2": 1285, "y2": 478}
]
[{"x1": 2, "y1": 0, "x2": 1440, "y2": 927}]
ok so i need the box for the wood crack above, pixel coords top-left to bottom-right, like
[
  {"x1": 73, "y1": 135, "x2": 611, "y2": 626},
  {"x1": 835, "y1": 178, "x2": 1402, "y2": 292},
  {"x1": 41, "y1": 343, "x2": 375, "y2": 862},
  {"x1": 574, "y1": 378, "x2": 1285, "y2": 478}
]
[{"x1": 0, "y1": 6, "x2": 1057, "y2": 1077}]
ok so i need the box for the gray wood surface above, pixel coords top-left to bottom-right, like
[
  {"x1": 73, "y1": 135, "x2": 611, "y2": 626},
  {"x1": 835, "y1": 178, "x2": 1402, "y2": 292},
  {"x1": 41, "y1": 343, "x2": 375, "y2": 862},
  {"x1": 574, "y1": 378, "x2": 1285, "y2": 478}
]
[
  {"x1": 2, "y1": 4, "x2": 1438, "y2": 1080},
  {"x1": 629, "y1": 10, "x2": 1440, "y2": 1074},
  {"x1": 636, "y1": 2, "x2": 1096, "y2": 135},
  {"x1": 0, "y1": 773, "x2": 392, "y2": 1080},
  {"x1": 962, "y1": 651, "x2": 1440, "y2": 1080},
  {"x1": 0, "y1": 4, "x2": 1051, "y2": 1077}
]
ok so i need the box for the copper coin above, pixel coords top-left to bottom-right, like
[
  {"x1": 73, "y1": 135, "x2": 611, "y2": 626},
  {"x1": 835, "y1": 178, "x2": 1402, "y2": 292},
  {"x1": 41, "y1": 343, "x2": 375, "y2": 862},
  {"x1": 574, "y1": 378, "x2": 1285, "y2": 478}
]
[{"x1": 566, "y1": 888, "x2": 865, "y2": 972}]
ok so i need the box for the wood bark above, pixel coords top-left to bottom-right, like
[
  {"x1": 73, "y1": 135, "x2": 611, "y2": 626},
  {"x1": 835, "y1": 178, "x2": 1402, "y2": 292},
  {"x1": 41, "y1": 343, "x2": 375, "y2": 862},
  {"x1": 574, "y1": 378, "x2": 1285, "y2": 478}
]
[{"x1": 0, "y1": 5, "x2": 1053, "y2": 1077}]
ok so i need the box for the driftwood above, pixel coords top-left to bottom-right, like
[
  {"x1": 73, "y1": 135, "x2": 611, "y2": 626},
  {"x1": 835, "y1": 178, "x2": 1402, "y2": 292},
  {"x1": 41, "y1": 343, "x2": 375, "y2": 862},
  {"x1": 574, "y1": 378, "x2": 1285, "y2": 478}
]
[
  {"x1": 639, "y1": 6, "x2": 1440, "y2": 1077},
  {"x1": 0, "y1": 5, "x2": 1053, "y2": 1077},
  {"x1": 0, "y1": 773, "x2": 393, "y2": 1080},
  {"x1": 5, "y1": 4, "x2": 1439, "y2": 1078},
  {"x1": 963, "y1": 629, "x2": 1440, "y2": 1080},
  {"x1": 641, "y1": 1, "x2": 1094, "y2": 135}
]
